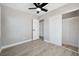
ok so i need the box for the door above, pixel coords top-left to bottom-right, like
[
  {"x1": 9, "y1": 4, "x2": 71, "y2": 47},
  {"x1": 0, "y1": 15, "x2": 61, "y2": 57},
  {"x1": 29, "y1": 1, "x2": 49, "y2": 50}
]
[{"x1": 33, "y1": 19, "x2": 39, "y2": 40}]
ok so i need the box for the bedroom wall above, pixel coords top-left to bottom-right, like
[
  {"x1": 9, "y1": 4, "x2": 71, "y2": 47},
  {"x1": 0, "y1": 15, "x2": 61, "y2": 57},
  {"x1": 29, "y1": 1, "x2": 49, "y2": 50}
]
[
  {"x1": 1, "y1": 6, "x2": 37, "y2": 47},
  {"x1": 49, "y1": 15, "x2": 62, "y2": 46},
  {"x1": 44, "y1": 18, "x2": 50, "y2": 41}
]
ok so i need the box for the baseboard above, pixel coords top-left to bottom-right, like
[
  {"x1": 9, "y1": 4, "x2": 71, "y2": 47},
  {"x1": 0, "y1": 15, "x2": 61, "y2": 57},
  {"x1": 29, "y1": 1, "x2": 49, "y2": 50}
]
[
  {"x1": 63, "y1": 43, "x2": 78, "y2": 48},
  {"x1": 44, "y1": 40, "x2": 62, "y2": 46},
  {"x1": 1, "y1": 39, "x2": 32, "y2": 50},
  {"x1": 44, "y1": 40, "x2": 52, "y2": 43}
]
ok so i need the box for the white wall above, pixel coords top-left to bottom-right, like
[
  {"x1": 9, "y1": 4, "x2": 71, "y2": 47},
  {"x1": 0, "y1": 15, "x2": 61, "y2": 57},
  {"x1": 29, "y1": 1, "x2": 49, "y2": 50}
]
[
  {"x1": 49, "y1": 15, "x2": 62, "y2": 46},
  {"x1": 1, "y1": 6, "x2": 36, "y2": 47},
  {"x1": 44, "y1": 18, "x2": 50, "y2": 41}
]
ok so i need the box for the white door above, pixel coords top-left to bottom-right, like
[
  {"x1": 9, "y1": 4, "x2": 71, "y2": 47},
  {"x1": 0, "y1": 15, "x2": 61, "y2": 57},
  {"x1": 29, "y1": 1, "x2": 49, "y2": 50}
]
[{"x1": 33, "y1": 19, "x2": 39, "y2": 40}]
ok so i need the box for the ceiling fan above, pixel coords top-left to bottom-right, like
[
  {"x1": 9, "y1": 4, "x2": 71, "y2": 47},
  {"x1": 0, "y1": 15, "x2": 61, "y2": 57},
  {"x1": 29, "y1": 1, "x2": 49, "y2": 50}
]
[{"x1": 28, "y1": 3, "x2": 48, "y2": 14}]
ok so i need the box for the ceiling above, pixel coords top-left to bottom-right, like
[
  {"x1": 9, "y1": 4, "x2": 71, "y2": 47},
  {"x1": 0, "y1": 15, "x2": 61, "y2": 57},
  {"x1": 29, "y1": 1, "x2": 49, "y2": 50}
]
[{"x1": 1, "y1": 3, "x2": 67, "y2": 16}]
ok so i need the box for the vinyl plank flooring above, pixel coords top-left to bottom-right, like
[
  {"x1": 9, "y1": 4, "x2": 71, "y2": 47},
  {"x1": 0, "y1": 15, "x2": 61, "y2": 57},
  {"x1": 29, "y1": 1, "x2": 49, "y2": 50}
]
[{"x1": 0, "y1": 40, "x2": 79, "y2": 56}]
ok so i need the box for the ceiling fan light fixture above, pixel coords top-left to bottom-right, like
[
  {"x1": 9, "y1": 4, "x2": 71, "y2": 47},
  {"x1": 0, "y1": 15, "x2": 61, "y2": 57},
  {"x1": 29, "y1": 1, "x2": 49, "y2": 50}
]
[{"x1": 36, "y1": 8, "x2": 41, "y2": 11}]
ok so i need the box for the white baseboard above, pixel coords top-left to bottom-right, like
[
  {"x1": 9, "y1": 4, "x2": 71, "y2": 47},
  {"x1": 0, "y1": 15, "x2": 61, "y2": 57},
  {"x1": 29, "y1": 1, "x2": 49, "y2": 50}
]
[
  {"x1": 44, "y1": 40, "x2": 52, "y2": 43},
  {"x1": 1, "y1": 39, "x2": 32, "y2": 50},
  {"x1": 44, "y1": 40, "x2": 62, "y2": 46},
  {"x1": 44, "y1": 40, "x2": 51, "y2": 43}
]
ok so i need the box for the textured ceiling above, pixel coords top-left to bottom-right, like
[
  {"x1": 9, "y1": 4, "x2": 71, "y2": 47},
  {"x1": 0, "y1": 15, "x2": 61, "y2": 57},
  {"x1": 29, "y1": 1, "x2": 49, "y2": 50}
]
[{"x1": 1, "y1": 3, "x2": 67, "y2": 16}]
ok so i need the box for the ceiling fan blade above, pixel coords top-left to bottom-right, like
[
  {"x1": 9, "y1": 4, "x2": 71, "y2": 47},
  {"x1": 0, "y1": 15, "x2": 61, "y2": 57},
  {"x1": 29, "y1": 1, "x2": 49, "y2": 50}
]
[
  {"x1": 41, "y1": 8, "x2": 48, "y2": 12},
  {"x1": 41, "y1": 3, "x2": 48, "y2": 7},
  {"x1": 29, "y1": 8, "x2": 37, "y2": 9},
  {"x1": 33, "y1": 3, "x2": 38, "y2": 7}
]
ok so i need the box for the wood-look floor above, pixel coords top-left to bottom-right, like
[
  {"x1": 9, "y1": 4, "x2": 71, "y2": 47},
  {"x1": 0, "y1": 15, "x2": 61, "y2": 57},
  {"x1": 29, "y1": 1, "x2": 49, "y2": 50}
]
[
  {"x1": 62, "y1": 44, "x2": 78, "y2": 52},
  {"x1": 0, "y1": 39, "x2": 79, "y2": 56}
]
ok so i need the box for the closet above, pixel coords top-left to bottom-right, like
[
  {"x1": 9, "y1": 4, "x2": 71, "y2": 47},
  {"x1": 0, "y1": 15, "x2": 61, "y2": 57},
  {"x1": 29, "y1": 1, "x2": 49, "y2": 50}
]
[{"x1": 62, "y1": 10, "x2": 79, "y2": 52}]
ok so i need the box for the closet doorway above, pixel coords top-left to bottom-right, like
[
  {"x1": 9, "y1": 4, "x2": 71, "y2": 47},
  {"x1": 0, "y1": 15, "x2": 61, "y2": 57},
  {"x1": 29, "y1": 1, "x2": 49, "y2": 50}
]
[
  {"x1": 39, "y1": 20, "x2": 44, "y2": 40},
  {"x1": 62, "y1": 10, "x2": 79, "y2": 53}
]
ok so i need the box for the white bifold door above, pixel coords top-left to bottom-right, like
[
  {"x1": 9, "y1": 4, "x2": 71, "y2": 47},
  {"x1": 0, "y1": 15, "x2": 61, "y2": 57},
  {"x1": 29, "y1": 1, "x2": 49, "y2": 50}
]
[{"x1": 33, "y1": 19, "x2": 39, "y2": 40}]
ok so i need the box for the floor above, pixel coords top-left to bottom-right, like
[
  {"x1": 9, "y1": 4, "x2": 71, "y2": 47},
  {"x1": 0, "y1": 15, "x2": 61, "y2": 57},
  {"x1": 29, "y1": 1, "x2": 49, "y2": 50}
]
[
  {"x1": 62, "y1": 44, "x2": 78, "y2": 52},
  {"x1": 0, "y1": 39, "x2": 79, "y2": 56}
]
